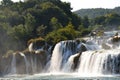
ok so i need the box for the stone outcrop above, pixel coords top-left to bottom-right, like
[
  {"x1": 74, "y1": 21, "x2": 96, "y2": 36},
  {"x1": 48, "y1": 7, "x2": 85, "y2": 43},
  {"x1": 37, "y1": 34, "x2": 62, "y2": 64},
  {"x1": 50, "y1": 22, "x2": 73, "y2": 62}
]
[{"x1": 111, "y1": 36, "x2": 120, "y2": 43}]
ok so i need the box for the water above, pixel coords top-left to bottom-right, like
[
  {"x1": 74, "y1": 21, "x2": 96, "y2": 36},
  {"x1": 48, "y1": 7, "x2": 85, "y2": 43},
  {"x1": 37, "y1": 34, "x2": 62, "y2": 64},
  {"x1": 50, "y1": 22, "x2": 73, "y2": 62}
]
[
  {"x1": 2, "y1": 73, "x2": 120, "y2": 80},
  {"x1": 19, "y1": 52, "x2": 29, "y2": 74},
  {"x1": 10, "y1": 53, "x2": 17, "y2": 74},
  {"x1": 1, "y1": 31, "x2": 120, "y2": 79}
]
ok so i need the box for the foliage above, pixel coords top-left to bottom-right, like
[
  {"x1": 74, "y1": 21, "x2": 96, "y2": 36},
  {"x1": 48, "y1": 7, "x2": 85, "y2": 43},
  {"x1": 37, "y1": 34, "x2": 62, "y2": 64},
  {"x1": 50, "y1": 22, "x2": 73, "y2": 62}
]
[
  {"x1": 74, "y1": 8, "x2": 120, "y2": 19},
  {"x1": 45, "y1": 22, "x2": 78, "y2": 44},
  {"x1": 49, "y1": 17, "x2": 63, "y2": 30},
  {"x1": 1, "y1": 0, "x2": 13, "y2": 6},
  {"x1": 0, "y1": 0, "x2": 120, "y2": 56}
]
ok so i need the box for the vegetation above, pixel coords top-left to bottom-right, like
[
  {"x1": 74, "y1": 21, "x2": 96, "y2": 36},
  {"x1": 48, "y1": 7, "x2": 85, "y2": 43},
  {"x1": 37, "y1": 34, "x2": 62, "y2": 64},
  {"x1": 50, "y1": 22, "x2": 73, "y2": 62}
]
[
  {"x1": 0, "y1": 0, "x2": 91, "y2": 55},
  {"x1": 74, "y1": 7, "x2": 120, "y2": 19},
  {"x1": 0, "y1": 0, "x2": 120, "y2": 56},
  {"x1": 75, "y1": 8, "x2": 120, "y2": 30}
]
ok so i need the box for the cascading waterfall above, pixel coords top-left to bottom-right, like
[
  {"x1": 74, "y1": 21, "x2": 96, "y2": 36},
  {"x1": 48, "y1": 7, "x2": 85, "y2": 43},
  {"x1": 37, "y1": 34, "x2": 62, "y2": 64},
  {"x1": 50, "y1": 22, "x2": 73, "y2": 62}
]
[
  {"x1": 78, "y1": 49, "x2": 120, "y2": 74},
  {"x1": 19, "y1": 52, "x2": 29, "y2": 74},
  {"x1": 2, "y1": 31, "x2": 120, "y2": 77},
  {"x1": 49, "y1": 40, "x2": 80, "y2": 72},
  {"x1": 49, "y1": 40, "x2": 100, "y2": 72},
  {"x1": 62, "y1": 53, "x2": 81, "y2": 72},
  {"x1": 49, "y1": 38, "x2": 120, "y2": 75},
  {"x1": 10, "y1": 53, "x2": 17, "y2": 74},
  {"x1": 49, "y1": 42, "x2": 63, "y2": 72},
  {"x1": 30, "y1": 56, "x2": 37, "y2": 73}
]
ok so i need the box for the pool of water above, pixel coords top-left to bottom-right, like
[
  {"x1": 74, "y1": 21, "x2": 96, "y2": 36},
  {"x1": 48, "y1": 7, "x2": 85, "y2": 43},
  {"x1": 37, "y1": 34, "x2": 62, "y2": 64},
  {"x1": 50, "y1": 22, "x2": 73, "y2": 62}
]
[{"x1": 1, "y1": 73, "x2": 120, "y2": 80}]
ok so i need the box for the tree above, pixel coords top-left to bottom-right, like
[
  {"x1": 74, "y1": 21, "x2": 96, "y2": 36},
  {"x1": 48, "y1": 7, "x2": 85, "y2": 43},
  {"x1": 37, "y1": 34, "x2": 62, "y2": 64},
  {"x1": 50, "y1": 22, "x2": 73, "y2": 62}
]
[
  {"x1": 93, "y1": 16, "x2": 106, "y2": 25},
  {"x1": 82, "y1": 16, "x2": 90, "y2": 28},
  {"x1": 36, "y1": 25, "x2": 47, "y2": 37},
  {"x1": 24, "y1": 13, "x2": 36, "y2": 37},
  {"x1": 45, "y1": 22, "x2": 78, "y2": 44},
  {"x1": 50, "y1": 17, "x2": 62, "y2": 30},
  {"x1": 1, "y1": 0, "x2": 13, "y2": 6},
  {"x1": 105, "y1": 13, "x2": 120, "y2": 25}
]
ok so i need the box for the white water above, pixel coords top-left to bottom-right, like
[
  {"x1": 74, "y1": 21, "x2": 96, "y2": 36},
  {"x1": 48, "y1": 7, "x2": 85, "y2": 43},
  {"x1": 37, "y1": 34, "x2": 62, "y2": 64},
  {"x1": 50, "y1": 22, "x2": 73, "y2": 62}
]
[
  {"x1": 19, "y1": 52, "x2": 29, "y2": 74},
  {"x1": 31, "y1": 56, "x2": 37, "y2": 73},
  {"x1": 28, "y1": 43, "x2": 33, "y2": 52},
  {"x1": 49, "y1": 30, "x2": 120, "y2": 75},
  {"x1": 49, "y1": 42, "x2": 63, "y2": 72},
  {"x1": 10, "y1": 53, "x2": 17, "y2": 74},
  {"x1": 2, "y1": 30, "x2": 120, "y2": 79},
  {"x1": 62, "y1": 53, "x2": 80, "y2": 72}
]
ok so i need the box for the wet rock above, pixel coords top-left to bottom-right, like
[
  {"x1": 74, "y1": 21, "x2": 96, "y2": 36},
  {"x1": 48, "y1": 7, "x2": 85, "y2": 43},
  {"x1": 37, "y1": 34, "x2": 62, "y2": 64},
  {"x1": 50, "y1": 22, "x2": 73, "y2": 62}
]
[
  {"x1": 111, "y1": 36, "x2": 120, "y2": 42},
  {"x1": 102, "y1": 43, "x2": 111, "y2": 49},
  {"x1": 72, "y1": 52, "x2": 82, "y2": 70},
  {"x1": 80, "y1": 44, "x2": 87, "y2": 52}
]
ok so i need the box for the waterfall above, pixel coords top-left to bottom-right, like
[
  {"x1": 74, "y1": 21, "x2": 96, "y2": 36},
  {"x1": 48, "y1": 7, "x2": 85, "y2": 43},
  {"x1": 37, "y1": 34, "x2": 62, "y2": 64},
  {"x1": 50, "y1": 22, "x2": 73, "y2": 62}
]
[
  {"x1": 49, "y1": 40, "x2": 80, "y2": 72},
  {"x1": 49, "y1": 39, "x2": 120, "y2": 74},
  {"x1": 19, "y1": 52, "x2": 29, "y2": 74},
  {"x1": 3, "y1": 31, "x2": 120, "y2": 76},
  {"x1": 78, "y1": 49, "x2": 120, "y2": 74},
  {"x1": 28, "y1": 43, "x2": 33, "y2": 52},
  {"x1": 49, "y1": 40, "x2": 99, "y2": 72},
  {"x1": 10, "y1": 53, "x2": 17, "y2": 74},
  {"x1": 31, "y1": 56, "x2": 37, "y2": 73},
  {"x1": 62, "y1": 53, "x2": 80, "y2": 72},
  {"x1": 84, "y1": 40, "x2": 100, "y2": 50},
  {"x1": 49, "y1": 42, "x2": 63, "y2": 72}
]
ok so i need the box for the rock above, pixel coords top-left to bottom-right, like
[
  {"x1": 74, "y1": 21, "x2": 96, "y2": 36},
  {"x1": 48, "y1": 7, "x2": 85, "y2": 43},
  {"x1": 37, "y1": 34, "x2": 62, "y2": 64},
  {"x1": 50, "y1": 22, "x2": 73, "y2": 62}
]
[
  {"x1": 111, "y1": 36, "x2": 120, "y2": 42},
  {"x1": 80, "y1": 44, "x2": 87, "y2": 52},
  {"x1": 72, "y1": 52, "x2": 82, "y2": 70},
  {"x1": 102, "y1": 43, "x2": 111, "y2": 49}
]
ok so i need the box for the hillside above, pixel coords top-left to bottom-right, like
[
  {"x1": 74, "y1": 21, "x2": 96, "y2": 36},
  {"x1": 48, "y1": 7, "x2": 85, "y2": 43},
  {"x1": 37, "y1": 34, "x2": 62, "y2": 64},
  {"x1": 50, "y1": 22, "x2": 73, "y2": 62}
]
[
  {"x1": 0, "y1": 0, "x2": 92, "y2": 56},
  {"x1": 74, "y1": 7, "x2": 120, "y2": 18}
]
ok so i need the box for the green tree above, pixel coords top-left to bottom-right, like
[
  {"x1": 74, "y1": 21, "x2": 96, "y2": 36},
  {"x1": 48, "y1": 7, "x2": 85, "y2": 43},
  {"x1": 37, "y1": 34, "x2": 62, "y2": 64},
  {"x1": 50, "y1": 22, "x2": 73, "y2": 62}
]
[
  {"x1": 82, "y1": 16, "x2": 90, "y2": 28},
  {"x1": 105, "y1": 13, "x2": 120, "y2": 25},
  {"x1": 36, "y1": 25, "x2": 47, "y2": 37},
  {"x1": 50, "y1": 17, "x2": 62, "y2": 30},
  {"x1": 24, "y1": 13, "x2": 36, "y2": 37},
  {"x1": 45, "y1": 22, "x2": 78, "y2": 44}
]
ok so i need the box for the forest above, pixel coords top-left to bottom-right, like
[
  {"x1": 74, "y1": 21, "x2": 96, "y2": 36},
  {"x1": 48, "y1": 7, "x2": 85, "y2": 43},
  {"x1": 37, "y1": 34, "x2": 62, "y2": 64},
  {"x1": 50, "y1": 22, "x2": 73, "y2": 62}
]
[
  {"x1": 0, "y1": 0, "x2": 120, "y2": 56},
  {"x1": 75, "y1": 7, "x2": 120, "y2": 18}
]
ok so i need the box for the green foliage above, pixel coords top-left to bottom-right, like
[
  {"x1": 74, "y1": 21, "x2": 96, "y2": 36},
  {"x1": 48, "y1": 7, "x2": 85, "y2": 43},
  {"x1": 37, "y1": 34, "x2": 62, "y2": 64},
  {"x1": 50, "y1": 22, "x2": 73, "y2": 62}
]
[
  {"x1": 7, "y1": 27, "x2": 25, "y2": 42},
  {"x1": 36, "y1": 25, "x2": 47, "y2": 37},
  {"x1": 0, "y1": 0, "x2": 93, "y2": 55},
  {"x1": 105, "y1": 13, "x2": 120, "y2": 25},
  {"x1": 49, "y1": 17, "x2": 63, "y2": 30},
  {"x1": 89, "y1": 13, "x2": 120, "y2": 30},
  {"x1": 45, "y1": 22, "x2": 78, "y2": 44},
  {"x1": 75, "y1": 8, "x2": 112, "y2": 19},
  {"x1": 82, "y1": 16, "x2": 90, "y2": 28},
  {"x1": 1, "y1": 0, "x2": 13, "y2": 6},
  {"x1": 79, "y1": 28, "x2": 91, "y2": 37}
]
